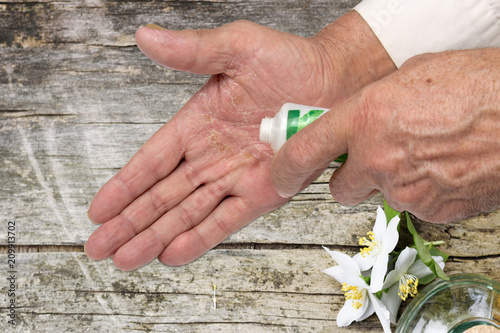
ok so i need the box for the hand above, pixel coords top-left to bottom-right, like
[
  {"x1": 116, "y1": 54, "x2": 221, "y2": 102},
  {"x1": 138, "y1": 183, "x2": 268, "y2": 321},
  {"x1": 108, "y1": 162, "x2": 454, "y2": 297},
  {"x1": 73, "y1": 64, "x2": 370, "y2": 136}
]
[
  {"x1": 85, "y1": 11, "x2": 395, "y2": 270},
  {"x1": 272, "y1": 48, "x2": 500, "y2": 223}
]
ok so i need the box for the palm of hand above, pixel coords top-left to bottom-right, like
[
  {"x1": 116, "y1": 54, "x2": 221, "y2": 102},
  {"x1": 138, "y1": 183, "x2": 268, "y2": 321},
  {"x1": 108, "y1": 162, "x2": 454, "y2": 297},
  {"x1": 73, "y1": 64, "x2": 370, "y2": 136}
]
[{"x1": 86, "y1": 22, "x2": 342, "y2": 270}]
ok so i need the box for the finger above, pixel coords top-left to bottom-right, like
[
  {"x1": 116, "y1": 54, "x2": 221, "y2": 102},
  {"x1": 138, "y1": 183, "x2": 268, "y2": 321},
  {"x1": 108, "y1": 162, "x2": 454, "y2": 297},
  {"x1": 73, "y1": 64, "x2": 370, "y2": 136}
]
[
  {"x1": 112, "y1": 177, "x2": 232, "y2": 271},
  {"x1": 329, "y1": 161, "x2": 379, "y2": 206},
  {"x1": 86, "y1": 152, "x2": 245, "y2": 261},
  {"x1": 84, "y1": 215, "x2": 135, "y2": 260},
  {"x1": 86, "y1": 160, "x2": 201, "y2": 260},
  {"x1": 88, "y1": 118, "x2": 183, "y2": 223},
  {"x1": 158, "y1": 196, "x2": 251, "y2": 266},
  {"x1": 271, "y1": 99, "x2": 352, "y2": 198},
  {"x1": 135, "y1": 22, "x2": 252, "y2": 75}
]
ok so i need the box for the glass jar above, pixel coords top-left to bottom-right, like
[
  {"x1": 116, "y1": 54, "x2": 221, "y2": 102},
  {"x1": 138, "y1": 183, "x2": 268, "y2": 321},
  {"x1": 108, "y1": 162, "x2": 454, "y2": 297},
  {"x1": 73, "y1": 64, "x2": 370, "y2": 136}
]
[{"x1": 396, "y1": 274, "x2": 500, "y2": 333}]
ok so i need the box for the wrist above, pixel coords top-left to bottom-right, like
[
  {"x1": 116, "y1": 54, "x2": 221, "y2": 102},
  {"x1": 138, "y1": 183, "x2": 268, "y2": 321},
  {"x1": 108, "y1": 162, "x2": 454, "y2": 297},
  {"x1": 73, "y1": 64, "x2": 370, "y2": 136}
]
[{"x1": 310, "y1": 10, "x2": 397, "y2": 99}]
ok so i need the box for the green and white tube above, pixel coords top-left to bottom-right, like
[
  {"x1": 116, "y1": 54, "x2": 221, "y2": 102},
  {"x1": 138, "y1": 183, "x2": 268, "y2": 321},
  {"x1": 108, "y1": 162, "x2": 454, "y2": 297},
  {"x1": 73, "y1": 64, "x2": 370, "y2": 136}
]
[
  {"x1": 260, "y1": 103, "x2": 347, "y2": 163},
  {"x1": 260, "y1": 103, "x2": 328, "y2": 152}
]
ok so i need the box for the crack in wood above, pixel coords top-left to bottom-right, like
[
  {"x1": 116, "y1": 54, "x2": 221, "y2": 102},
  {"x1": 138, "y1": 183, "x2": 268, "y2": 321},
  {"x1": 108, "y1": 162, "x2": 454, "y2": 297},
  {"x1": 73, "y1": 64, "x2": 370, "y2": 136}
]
[
  {"x1": 0, "y1": 112, "x2": 77, "y2": 118},
  {"x1": 67, "y1": 289, "x2": 342, "y2": 297},
  {"x1": 1, "y1": 243, "x2": 497, "y2": 259}
]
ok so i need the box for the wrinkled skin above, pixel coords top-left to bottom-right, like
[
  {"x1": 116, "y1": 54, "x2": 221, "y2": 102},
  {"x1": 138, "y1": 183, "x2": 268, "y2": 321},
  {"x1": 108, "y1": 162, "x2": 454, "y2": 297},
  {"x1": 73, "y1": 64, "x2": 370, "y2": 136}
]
[
  {"x1": 272, "y1": 49, "x2": 500, "y2": 223},
  {"x1": 86, "y1": 13, "x2": 394, "y2": 270}
]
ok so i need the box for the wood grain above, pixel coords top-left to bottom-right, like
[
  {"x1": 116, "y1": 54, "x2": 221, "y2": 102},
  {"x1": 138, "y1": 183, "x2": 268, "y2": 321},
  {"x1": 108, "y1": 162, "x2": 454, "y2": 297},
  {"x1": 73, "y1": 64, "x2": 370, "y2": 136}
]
[
  {"x1": 0, "y1": 250, "x2": 497, "y2": 332},
  {"x1": 1, "y1": 1, "x2": 499, "y2": 332}
]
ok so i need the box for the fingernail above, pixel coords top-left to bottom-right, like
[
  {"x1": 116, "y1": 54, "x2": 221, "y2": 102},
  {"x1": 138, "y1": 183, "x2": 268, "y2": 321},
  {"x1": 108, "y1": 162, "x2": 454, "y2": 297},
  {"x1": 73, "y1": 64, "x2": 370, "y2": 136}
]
[
  {"x1": 276, "y1": 188, "x2": 295, "y2": 199},
  {"x1": 87, "y1": 210, "x2": 95, "y2": 223},
  {"x1": 145, "y1": 24, "x2": 166, "y2": 30}
]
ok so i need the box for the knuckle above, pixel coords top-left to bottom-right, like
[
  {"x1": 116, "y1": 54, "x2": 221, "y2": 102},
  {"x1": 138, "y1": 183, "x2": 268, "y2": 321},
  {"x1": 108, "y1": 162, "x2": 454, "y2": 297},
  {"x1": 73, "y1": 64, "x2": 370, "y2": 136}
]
[
  {"x1": 202, "y1": 181, "x2": 227, "y2": 205},
  {"x1": 329, "y1": 173, "x2": 367, "y2": 206},
  {"x1": 218, "y1": 199, "x2": 248, "y2": 237},
  {"x1": 383, "y1": 187, "x2": 416, "y2": 213},
  {"x1": 149, "y1": 186, "x2": 170, "y2": 215},
  {"x1": 175, "y1": 202, "x2": 198, "y2": 230},
  {"x1": 390, "y1": 188, "x2": 415, "y2": 207},
  {"x1": 212, "y1": 212, "x2": 232, "y2": 238},
  {"x1": 184, "y1": 164, "x2": 201, "y2": 188},
  {"x1": 174, "y1": 181, "x2": 227, "y2": 231},
  {"x1": 285, "y1": 130, "x2": 329, "y2": 176},
  {"x1": 280, "y1": 140, "x2": 311, "y2": 177}
]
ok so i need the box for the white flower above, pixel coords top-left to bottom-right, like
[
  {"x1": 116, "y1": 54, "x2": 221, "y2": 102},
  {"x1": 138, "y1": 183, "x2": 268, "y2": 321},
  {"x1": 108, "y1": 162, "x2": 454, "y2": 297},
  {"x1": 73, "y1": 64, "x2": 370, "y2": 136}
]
[
  {"x1": 354, "y1": 206, "x2": 400, "y2": 292},
  {"x1": 323, "y1": 247, "x2": 392, "y2": 333},
  {"x1": 381, "y1": 247, "x2": 446, "y2": 323}
]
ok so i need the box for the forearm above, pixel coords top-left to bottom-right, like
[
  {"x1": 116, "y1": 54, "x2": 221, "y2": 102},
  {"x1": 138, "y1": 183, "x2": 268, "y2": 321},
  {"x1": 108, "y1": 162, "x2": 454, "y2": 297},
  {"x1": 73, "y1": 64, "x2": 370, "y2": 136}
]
[{"x1": 310, "y1": 10, "x2": 397, "y2": 99}]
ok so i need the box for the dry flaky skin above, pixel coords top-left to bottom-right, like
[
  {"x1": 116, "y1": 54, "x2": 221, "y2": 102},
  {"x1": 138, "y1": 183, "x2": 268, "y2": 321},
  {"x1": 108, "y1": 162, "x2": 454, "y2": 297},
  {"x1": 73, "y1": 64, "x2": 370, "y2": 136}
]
[
  {"x1": 272, "y1": 48, "x2": 500, "y2": 224},
  {"x1": 85, "y1": 11, "x2": 396, "y2": 270}
]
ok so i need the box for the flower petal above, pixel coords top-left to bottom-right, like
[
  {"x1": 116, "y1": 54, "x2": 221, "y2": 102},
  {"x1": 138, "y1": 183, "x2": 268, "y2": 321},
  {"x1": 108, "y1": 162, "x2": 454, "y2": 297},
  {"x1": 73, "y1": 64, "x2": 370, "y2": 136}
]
[
  {"x1": 368, "y1": 293, "x2": 392, "y2": 333},
  {"x1": 323, "y1": 248, "x2": 365, "y2": 286},
  {"x1": 433, "y1": 255, "x2": 445, "y2": 270},
  {"x1": 407, "y1": 259, "x2": 432, "y2": 278},
  {"x1": 370, "y1": 253, "x2": 390, "y2": 292},
  {"x1": 381, "y1": 215, "x2": 400, "y2": 253},
  {"x1": 323, "y1": 266, "x2": 344, "y2": 284},
  {"x1": 395, "y1": 247, "x2": 418, "y2": 273},
  {"x1": 354, "y1": 251, "x2": 377, "y2": 272},
  {"x1": 382, "y1": 268, "x2": 400, "y2": 290},
  {"x1": 381, "y1": 284, "x2": 403, "y2": 324},
  {"x1": 372, "y1": 206, "x2": 388, "y2": 238},
  {"x1": 408, "y1": 255, "x2": 445, "y2": 279},
  {"x1": 357, "y1": 298, "x2": 375, "y2": 322},
  {"x1": 337, "y1": 299, "x2": 367, "y2": 327}
]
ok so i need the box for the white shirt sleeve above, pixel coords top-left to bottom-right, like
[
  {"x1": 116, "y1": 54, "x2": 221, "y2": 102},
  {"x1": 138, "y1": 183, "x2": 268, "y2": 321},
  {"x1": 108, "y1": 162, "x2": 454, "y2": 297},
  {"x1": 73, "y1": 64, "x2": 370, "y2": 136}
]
[{"x1": 354, "y1": 0, "x2": 500, "y2": 67}]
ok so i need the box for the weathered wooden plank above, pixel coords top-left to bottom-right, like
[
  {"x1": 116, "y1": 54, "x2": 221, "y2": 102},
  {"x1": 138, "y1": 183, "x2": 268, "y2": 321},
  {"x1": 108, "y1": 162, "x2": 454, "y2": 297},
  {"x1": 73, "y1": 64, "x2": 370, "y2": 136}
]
[
  {"x1": 0, "y1": 44, "x2": 203, "y2": 118},
  {"x1": 1, "y1": 1, "x2": 498, "y2": 332},
  {"x1": 0, "y1": 250, "x2": 497, "y2": 332},
  {"x1": 0, "y1": 0, "x2": 358, "y2": 47},
  {"x1": 1, "y1": 0, "x2": 499, "y2": 256}
]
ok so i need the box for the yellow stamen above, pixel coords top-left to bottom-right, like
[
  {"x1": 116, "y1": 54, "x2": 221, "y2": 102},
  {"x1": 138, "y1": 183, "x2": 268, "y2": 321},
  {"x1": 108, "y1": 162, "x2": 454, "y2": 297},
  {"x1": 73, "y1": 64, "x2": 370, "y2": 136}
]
[
  {"x1": 359, "y1": 231, "x2": 379, "y2": 257},
  {"x1": 398, "y1": 274, "x2": 419, "y2": 301},
  {"x1": 342, "y1": 283, "x2": 364, "y2": 309}
]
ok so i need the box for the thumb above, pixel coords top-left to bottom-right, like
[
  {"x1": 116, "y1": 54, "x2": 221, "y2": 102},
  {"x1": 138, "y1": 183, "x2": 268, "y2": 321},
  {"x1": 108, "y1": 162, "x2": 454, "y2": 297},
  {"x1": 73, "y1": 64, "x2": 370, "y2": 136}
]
[
  {"x1": 271, "y1": 100, "x2": 351, "y2": 198},
  {"x1": 135, "y1": 23, "x2": 245, "y2": 75}
]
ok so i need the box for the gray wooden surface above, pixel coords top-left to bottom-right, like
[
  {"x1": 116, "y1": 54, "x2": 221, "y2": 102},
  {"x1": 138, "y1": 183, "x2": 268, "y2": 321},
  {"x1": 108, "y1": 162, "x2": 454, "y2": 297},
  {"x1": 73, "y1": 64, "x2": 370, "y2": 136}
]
[{"x1": 1, "y1": 1, "x2": 499, "y2": 332}]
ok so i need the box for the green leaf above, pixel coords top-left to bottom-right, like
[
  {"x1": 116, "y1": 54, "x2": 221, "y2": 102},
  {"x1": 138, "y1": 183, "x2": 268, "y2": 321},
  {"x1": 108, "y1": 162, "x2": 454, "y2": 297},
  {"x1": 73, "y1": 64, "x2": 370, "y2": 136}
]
[
  {"x1": 406, "y1": 212, "x2": 431, "y2": 264},
  {"x1": 418, "y1": 272, "x2": 437, "y2": 285},
  {"x1": 429, "y1": 245, "x2": 449, "y2": 263},
  {"x1": 418, "y1": 245, "x2": 449, "y2": 284},
  {"x1": 383, "y1": 199, "x2": 401, "y2": 225},
  {"x1": 406, "y1": 212, "x2": 449, "y2": 281},
  {"x1": 360, "y1": 275, "x2": 371, "y2": 285},
  {"x1": 334, "y1": 153, "x2": 348, "y2": 164},
  {"x1": 431, "y1": 258, "x2": 448, "y2": 281}
]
